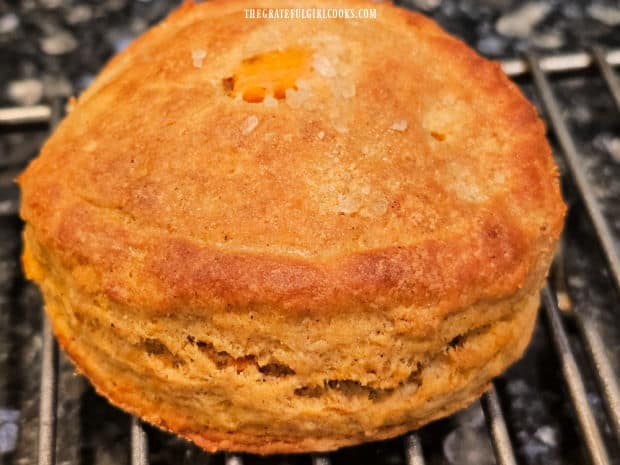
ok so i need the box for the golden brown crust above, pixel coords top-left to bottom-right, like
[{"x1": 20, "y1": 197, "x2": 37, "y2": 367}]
[
  {"x1": 18, "y1": 0, "x2": 565, "y2": 454},
  {"x1": 18, "y1": 0, "x2": 564, "y2": 316},
  {"x1": 26, "y1": 220, "x2": 539, "y2": 453}
]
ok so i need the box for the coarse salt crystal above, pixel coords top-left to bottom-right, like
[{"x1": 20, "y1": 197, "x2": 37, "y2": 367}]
[
  {"x1": 263, "y1": 94, "x2": 278, "y2": 108},
  {"x1": 333, "y1": 120, "x2": 348, "y2": 134},
  {"x1": 390, "y1": 120, "x2": 408, "y2": 132},
  {"x1": 318, "y1": 131, "x2": 325, "y2": 140},
  {"x1": 370, "y1": 198, "x2": 388, "y2": 215},
  {"x1": 286, "y1": 88, "x2": 306, "y2": 108},
  {"x1": 361, "y1": 197, "x2": 388, "y2": 217},
  {"x1": 330, "y1": 80, "x2": 356, "y2": 99},
  {"x1": 242, "y1": 115, "x2": 259, "y2": 134},
  {"x1": 337, "y1": 194, "x2": 359, "y2": 214},
  {"x1": 312, "y1": 53, "x2": 337, "y2": 77},
  {"x1": 296, "y1": 78, "x2": 312, "y2": 90},
  {"x1": 191, "y1": 48, "x2": 206, "y2": 68},
  {"x1": 319, "y1": 183, "x2": 334, "y2": 193}
]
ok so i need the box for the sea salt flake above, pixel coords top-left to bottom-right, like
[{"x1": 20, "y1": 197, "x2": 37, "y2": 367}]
[
  {"x1": 242, "y1": 115, "x2": 259, "y2": 135},
  {"x1": 330, "y1": 80, "x2": 356, "y2": 99},
  {"x1": 390, "y1": 120, "x2": 408, "y2": 132},
  {"x1": 337, "y1": 194, "x2": 359, "y2": 214},
  {"x1": 362, "y1": 197, "x2": 388, "y2": 217},
  {"x1": 312, "y1": 53, "x2": 337, "y2": 77},
  {"x1": 317, "y1": 131, "x2": 325, "y2": 140},
  {"x1": 286, "y1": 88, "x2": 308, "y2": 108},
  {"x1": 191, "y1": 48, "x2": 207, "y2": 68},
  {"x1": 296, "y1": 78, "x2": 312, "y2": 90},
  {"x1": 263, "y1": 94, "x2": 278, "y2": 108},
  {"x1": 333, "y1": 121, "x2": 348, "y2": 134}
]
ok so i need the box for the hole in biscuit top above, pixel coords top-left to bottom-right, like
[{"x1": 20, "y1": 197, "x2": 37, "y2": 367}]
[{"x1": 223, "y1": 48, "x2": 312, "y2": 103}]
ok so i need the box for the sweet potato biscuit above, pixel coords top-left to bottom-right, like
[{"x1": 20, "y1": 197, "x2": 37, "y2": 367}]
[{"x1": 18, "y1": 0, "x2": 565, "y2": 454}]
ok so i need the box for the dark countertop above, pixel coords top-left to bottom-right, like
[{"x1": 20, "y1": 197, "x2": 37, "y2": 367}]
[
  {"x1": 1, "y1": 2, "x2": 620, "y2": 465},
  {"x1": 1, "y1": 0, "x2": 620, "y2": 107}
]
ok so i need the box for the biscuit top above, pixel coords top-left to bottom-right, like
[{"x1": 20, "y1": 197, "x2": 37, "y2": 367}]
[{"x1": 19, "y1": 0, "x2": 565, "y2": 314}]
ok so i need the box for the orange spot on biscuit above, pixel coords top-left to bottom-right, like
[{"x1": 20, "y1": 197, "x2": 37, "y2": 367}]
[{"x1": 223, "y1": 48, "x2": 312, "y2": 103}]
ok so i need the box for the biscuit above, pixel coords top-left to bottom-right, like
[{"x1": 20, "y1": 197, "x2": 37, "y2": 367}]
[{"x1": 18, "y1": 0, "x2": 565, "y2": 454}]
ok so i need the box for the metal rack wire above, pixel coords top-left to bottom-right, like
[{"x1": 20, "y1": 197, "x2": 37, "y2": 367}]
[{"x1": 1, "y1": 47, "x2": 619, "y2": 465}]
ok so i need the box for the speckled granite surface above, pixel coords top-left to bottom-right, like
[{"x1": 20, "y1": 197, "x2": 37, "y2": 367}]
[
  {"x1": 1, "y1": 1, "x2": 620, "y2": 465},
  {"x1": 1, "y1": 0, "x2": 620, "y2": 107}
]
